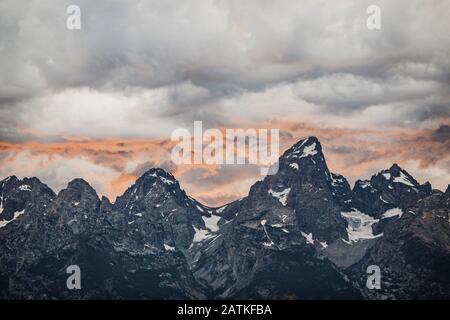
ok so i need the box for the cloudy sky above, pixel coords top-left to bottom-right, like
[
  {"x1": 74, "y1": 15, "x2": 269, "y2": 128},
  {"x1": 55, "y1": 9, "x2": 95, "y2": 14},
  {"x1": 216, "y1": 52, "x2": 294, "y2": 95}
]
[{"x1": 1, "y1": 0, "x2": 449, "y2": 206}]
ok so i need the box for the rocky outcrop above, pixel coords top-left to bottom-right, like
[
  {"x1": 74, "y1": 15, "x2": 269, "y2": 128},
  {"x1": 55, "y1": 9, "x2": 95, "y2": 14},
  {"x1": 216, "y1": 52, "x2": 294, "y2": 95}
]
[
  {"x1": 347, "y1": 191, "x2": 450, "y2": 299},
  {"x1": 352, "y1": 164, "x2": 432, "y2": 218}
]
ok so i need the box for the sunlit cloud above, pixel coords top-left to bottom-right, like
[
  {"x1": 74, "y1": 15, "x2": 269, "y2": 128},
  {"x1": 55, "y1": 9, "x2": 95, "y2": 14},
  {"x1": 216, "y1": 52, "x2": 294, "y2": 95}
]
[{"x1": 1, "y1": 119, "x2": 448, "y2": 206}]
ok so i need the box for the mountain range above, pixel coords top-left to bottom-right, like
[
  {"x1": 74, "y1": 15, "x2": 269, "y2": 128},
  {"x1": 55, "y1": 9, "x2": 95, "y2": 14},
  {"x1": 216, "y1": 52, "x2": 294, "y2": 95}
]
[{"x1": 0, "y1": 136, "x2": 449, "y2": 299}]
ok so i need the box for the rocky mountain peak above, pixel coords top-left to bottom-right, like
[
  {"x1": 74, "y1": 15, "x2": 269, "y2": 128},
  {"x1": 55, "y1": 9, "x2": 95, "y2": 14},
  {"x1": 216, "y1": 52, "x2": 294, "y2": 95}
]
[
  {"x1": 236, "y1": 136, "x2": 349, "y2": 246},
  {"x1": 380, "y1": 163, "x2": 419, "y2": 187},
  {"x1": 145, "y1": 167, "x2": 174, "y2": 177},
  {"x1": 52, "y1": 179, "x2": 100, "y2": 220},
  {"x1": 136, "y1": 168, "x2": 178, "y2": 190},
  {"x1": 67, "y1": 178, "x2": 96, "y2": 191},
  {"x1": 114, "y1": 167, "x2": 186, "y2": 210},
  {"x1": 99, "y1": 196, "x2": 113, "y2": 212},
  {"x1": 275, "y1": 136, "x2": 331, "y2": 183},
  {"x1": 352, "y1": 163, "x2": 432, "y2": 218},
  {"x1": 281, "y1": 136, "x2": 324, "y2": 164},
  {"x1": 1, "y1": 175, "x2": 19, "y2": 185},
  {"x1": 59, "y1": 178, "x2": 99, "y2": 201},
  {"x1": 100, "y1": 195, "x2": 111, "y2": 205},
  {"x1": 0, "y1": 176, "x2": 55, "y2": 223}
]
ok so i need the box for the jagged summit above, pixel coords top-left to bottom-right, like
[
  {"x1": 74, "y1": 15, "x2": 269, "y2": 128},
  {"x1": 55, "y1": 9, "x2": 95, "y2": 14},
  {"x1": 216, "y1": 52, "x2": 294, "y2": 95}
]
[
  {"x1": 275, "y1": 136, "x2": 330, "y2": 183},
  {"x1": 379, "y1": 163, "x2": 420, "y2": 187},
  {"x1": 0, "y1": 176, "x2": 52, "y2": 193},
  {"x1": 66, "y1": 178, "x2": 96, "y2": 191},
  {"x1": 0, "y1": 176, "x2": 55, "y2": 223},
  {"x1": 0, "y1": 175, "x2": 18, "y2": 184},
  {"x1": 114, "y1": 167, "x2": 181, "y2": 206},
  {"x1": 235, "y1": 136, "x2": 350, "y2": 246},
  {"x1": 100, "y1": 195, "x2": 111, "y2": 205},
  {"x1": 352, "y1": 162, "x2": 433, "y2": 218},
  {"x1": 282, "y1": 136, "x2": 323, "y2": 161},
  {"x1": 135, "y1": 168, "x2": 178, "y2": 188},
  {"x1": 58, "y1": 178, "x2": 99, "y2": 200},
  {"x1": 121, "y1": 168, "x2": 180, "y2": 200},
  {"x1": 143, "y1": 167, "x2": 175, "y2": 178},
  {"x1": 290, "y1": 135, "x2": 320, "y2": 147},
  {"x1": 53, "y1": 179, "x2": 100, "y2": 217},
  {"x1": 0, "y1": 175, "x2": 55, "y2": 197}
]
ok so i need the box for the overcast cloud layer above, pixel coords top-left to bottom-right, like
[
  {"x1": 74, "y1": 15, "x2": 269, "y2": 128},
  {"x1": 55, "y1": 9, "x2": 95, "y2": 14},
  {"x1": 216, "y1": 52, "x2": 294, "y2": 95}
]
[{"x1": 0, "y1": 0, "x2": 449, "y2": 205}]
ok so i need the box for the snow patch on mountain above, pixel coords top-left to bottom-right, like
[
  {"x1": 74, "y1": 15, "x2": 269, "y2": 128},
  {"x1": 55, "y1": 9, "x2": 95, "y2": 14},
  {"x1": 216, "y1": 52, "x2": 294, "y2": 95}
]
[
  {"x1": 164, "y1": 244, "x2": 175, "y2": 251},
  {"x1": 19, "y1": 185, "x2": 31, "y2": 191},
  {"x1": 216, "y1": 205, "x2": 227, "y2": 213},
  {"x1": 269, "y1": 223, "x2": 283, "y2": 228},
  {"x1": 301, "y1": 231, "x2": 314, "y2": 245},
  {"x1": 341, "y1": 209, "x2": 382, "y2": 243},
  {"x1": 299, "y1": 143, "x2": 318, "y2": 159},
  {"x1": 382, "y1": 173, "x2": 391, "y2": 180},
  {"x1": 382, "y1": 207, "x2": 403, "y2": 219},
  {"x1": 393, "y1": 172, "x2": 414, "y2": 187},
  {"x1": 268, "y1": 188, "x2": 291, "y2": 206},
  {"x1": 149, "y1": 172, "x2": 175, "y2": 185},
  {"x1": 359, "y1": 181, "x2": 370, "y2": 188},
  {"x1": 331, "y1": 175, "x2": 344, "y2": 187},
  {"x1": 260, "y1": 219, "x2": 275, "y2": 247},
  {"x1": 193, "y1": 227, "x2": 214, "y2": 243},
  {"x1": 0, "y1": 209, "x2": 25, "y2": 228},
  {"x1": 202, "y1": 214, "x2": 221, "y2": 232},
  {"x1": 0, "y1": 189, "x2": 4, "y2": 214}
]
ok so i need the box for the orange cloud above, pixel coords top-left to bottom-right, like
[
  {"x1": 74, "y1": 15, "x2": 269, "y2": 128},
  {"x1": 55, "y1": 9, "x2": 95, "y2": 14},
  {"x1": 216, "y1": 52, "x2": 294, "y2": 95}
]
[{"x1": 1, "y1": 119, "x2": 449, "y2": 206}]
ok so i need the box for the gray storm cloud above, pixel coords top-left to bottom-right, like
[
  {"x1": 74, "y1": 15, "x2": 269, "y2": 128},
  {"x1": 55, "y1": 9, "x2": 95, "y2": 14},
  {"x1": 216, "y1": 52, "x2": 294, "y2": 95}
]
[{"x1": 0, "y1": 0, "x2": 449, "y2": 141}]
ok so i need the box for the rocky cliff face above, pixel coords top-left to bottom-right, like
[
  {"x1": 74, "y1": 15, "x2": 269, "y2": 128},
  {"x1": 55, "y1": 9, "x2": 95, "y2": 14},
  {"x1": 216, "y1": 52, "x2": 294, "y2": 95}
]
[
  {"x1": 348, "y1": 189, "x2": 450, "y2": 299},
  {"x1": 190, "y1": 137, "x2": 360, "y2": 298},
  {"x1": 352, "y1": 164, "x2": 432, "y2": 218},
  {"x1": 0, "y1": 137, "x2": 448, "y2": 299},
  {"x1": 0, "y1": 170, "x2": 206, "y2": 299}
]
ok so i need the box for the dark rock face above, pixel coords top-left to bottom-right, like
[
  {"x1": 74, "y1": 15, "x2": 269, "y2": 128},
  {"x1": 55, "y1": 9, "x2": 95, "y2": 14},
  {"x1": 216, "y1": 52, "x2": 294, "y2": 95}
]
[
  {"x1": 347, "y1": 192, "x2": 450, "y2": 299},
  {"x1": 352, "y1": 164, "x2": 432, "y2": 218},
  {"x1": 189, "y1": 137, "x2": 359, "y2": 298},
  {"x1": 246, "y1": 136, "x2": 353, "y2": 244},
  {"x1": 0, "y1": 176, "x2": 55, "y2": 222},
  {"x1": 0, "y1": 171, "x2": 206, "y2": 299},
  {"x1": 0, "y1": 137, "x2": 449, "y2": 299}
]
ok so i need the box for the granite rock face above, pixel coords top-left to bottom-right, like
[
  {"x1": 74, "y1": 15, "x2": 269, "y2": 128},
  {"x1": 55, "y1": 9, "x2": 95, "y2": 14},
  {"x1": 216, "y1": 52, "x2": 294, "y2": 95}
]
[
  {"x1": 0, "y1": 137, "x2": 449, "y2": 299},
  {"x1": 347, "y1": 190, "x2": 450, "y2": 299},
  {"x1": 352, "y1": 164, "x2": 432, "y2": 218}
]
